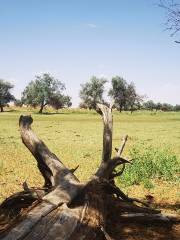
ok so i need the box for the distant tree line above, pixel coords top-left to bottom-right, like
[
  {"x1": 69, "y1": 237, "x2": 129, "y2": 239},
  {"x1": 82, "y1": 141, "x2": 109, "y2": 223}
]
[
  {"x1": 0, "y1": 73, "x2": 179, "y2": 113},
  {"x1": 143, "y1": 100, "x2": 180, "y2": 112}
]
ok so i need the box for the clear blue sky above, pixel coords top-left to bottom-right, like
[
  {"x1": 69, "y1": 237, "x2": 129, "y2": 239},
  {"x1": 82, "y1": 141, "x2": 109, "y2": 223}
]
[{"x1": 0, "y1": 0, "x2": 180, "y2": 106}]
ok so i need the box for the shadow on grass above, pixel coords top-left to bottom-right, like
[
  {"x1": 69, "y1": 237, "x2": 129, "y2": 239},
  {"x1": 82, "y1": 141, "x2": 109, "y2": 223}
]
[
  {"x1": 34, "y1": 111, "x2": 96, "y2": 115},
  {"x1": 34, "y1": 112, "x2": 70, "y2": 115},
  {"x1": 154, "y1": 202, "x2": 180, "y2": 211},
  {"x1": 0, "y1": 109, "x2": 18, "y2": 113}
]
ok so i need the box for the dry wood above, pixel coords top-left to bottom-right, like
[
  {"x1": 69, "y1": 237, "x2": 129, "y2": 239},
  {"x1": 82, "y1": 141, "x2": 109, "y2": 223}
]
[
  {"x1": 100, "y1": 226, "x2": 114, "y2": 240},
  {"x1": 112, "y1": 135, "x2": 130, "y2": 178},
  {"x1": 19, "y1": 115, "x2": 79, "y2": 188},
  {"x1": 111, "y1": 198, "x2": 160, "y2": 214},
  {"x1": 95, "y1": 156, "x2": 131, "y2": 179},
  {"x1": 116, "y1": 134, "x2": 128, "y2": 157},
  {"x1": 96, "y1": 104, "x2": 113, "y2": 162},
  {"x1": 119, "y1": 213, "x2": 180, "y2": 223}
]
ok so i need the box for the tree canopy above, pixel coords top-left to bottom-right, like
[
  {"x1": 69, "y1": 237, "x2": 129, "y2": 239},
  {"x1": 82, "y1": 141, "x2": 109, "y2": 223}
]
[
  {"x1": 143, "y1": 100, "x2": 156, "y2": 111},
  {"x1": 109, "y1": 76, "x2": 142, "y2": 112},
  {"x1": 108, "y1": 76, "x2": 127, "y2": 112},
  {"x1": 49, "y1": 94, "x2": 72, "y2": 110},
  {"x1": 79, "y1": 76, "x2": 107, "y2": 110},
  {"x1": 22, "y1": 73, "x2": 71, "y2": 113},
  {"x1": 0, "y1": 79, "x2": 15, "y2": 112}
]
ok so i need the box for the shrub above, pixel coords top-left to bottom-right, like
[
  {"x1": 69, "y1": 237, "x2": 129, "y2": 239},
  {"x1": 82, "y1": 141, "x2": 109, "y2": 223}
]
[{"x1": 118, "y1": 143, "x2": 180, "y2": 188}]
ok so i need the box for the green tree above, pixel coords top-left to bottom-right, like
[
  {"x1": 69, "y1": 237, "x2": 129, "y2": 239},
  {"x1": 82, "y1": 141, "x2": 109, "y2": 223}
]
[
  {"x1": 79, "y1": 76, "x2": 107, "y2": 110},
  {"x1": 22, "y1": 73, "x2": 71, "y2": 113},
  {"x1": 0, "y1": 79, "x2": 15, "y2": 112},
  {"x1": 49, "y1": 94, "x2": 72, "y2": 110},
  {"x1": 155, "y1": 102, "x2": 162, "y2": 111},
  {"x1": 161, "y1": 103, "x2": 173, "y2": 111},
  {"x1": 125, "y1": 82, "x2": 143, "y2": 113},
  {"x1": 109, "y1": 76, "x2": 141, "y2": 112},
  {"x1": 108, "y1": 76, "x2": 127, "y2": 112},
  {"x1": 143, "y1": 100, "x2": 156, "y2": 111},
  {"x1": 174, "y1": 104, "x2": 180, "y2": 111}
]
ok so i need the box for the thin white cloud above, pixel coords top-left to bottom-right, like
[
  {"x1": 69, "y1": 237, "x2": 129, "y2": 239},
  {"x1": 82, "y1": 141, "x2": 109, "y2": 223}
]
[{"x1": 86, "y1": 23, "x2": 98, "y2": 28}]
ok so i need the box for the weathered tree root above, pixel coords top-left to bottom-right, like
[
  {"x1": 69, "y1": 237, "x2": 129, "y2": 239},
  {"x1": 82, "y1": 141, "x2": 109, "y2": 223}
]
[{"x1": 0, "y1": 104, "x2": 179, "y2": 240}]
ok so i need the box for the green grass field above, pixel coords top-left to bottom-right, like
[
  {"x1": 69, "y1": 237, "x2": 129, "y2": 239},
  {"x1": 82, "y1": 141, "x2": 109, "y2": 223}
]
[{"x1": 0, "y1": 108, "x2": 180, "y2": 210}]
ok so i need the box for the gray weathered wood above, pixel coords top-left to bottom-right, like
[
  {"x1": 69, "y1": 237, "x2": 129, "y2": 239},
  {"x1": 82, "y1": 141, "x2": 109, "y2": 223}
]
[
  {"x1": 116, "y1": 135, "x2": 128, "y2": 157},
  {"x1": 1, "y1": 184, "x2": 84, "y2": 240},
  {"x1": 97, "y1": 104, "x2": 113, "y2": 162},
  {"x1": 19, "y1": 115, "x2": 79, "y2": 188},
  {"x1": 119, "y1": 213, "x2": 180, "y2": 223}
]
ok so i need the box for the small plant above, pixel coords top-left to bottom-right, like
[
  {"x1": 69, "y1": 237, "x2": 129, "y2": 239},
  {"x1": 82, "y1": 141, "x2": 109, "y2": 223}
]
[
  {"x1": 118, "y1": 143, "x2": 180, "y2": 188},
  {"x1": 143, "y1": 179, "x2": 154, "y2": 190}
]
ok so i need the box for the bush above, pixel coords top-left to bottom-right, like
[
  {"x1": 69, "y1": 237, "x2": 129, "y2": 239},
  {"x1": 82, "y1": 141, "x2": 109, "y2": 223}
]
[{"x1": 118, "y1": 143, "x2": 180, "y2": 188}]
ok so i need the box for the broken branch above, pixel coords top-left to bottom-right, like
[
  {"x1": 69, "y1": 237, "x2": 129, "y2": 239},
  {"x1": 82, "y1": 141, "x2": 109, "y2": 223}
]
[{"x1": 116, "y1": 135, "x2": 128, "y2": 157}]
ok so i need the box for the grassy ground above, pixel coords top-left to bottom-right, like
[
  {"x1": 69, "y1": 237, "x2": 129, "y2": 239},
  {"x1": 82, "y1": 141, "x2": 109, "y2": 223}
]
[{"x1": 0, "y1": 107, "x2": 179, "y2": 213}]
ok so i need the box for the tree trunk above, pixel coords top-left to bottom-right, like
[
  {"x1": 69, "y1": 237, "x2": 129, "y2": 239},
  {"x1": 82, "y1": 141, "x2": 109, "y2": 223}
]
[
  {"x1": 119, "y1": 103, "x2": 123, "y2": 113},
  {"x1": 0, "y1": 104, "x2": 179, "y2": 240},
  {"x1": 0, "y1": 105, "x2": 3, "y2": 112},
  {"x1": 39, "y1": 103, "x2": 44, "y2": 114}
]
